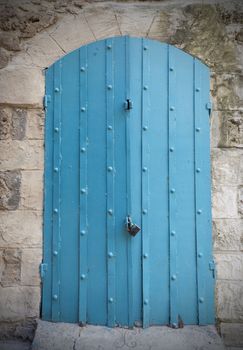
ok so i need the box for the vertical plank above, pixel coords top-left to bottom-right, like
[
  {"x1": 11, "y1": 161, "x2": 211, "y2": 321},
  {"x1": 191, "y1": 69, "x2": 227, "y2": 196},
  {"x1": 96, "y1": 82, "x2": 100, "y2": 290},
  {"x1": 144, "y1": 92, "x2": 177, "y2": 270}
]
[
  {"x1": 194, "y1": 59, "x2": 214, "y2": 324},
  {"x1": 168, "y1": 45, "x2": 178, "y2": 328},
  {"x1": 141, "y1": 38, "x2": 150, "y2": 328},
  {"x1": 125, "y1": 36, "x2": 134, "y2": 328},
  {"x1": 52, "y1": 60, "x2": 62, "y2": 321},
  {"x1": 106, "y1": 38, "x2": 116, "y2": 327},
  {"x1": 79, "y1": 46, "x2": 88, "y2": 325}
]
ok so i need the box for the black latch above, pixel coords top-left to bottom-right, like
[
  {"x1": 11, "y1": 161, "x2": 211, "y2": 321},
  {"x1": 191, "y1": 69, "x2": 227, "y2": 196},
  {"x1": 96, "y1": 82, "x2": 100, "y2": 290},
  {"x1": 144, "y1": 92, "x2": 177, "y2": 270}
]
[{"x1": 124, "y1": 99, "x2": 133, "y2": 111}]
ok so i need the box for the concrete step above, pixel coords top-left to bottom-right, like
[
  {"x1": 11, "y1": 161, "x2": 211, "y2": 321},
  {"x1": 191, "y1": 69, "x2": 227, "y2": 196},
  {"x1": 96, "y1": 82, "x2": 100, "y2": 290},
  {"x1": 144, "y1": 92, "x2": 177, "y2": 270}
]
[{"x1": 32, "y1": 320, "x2": 226, "y2": 350}]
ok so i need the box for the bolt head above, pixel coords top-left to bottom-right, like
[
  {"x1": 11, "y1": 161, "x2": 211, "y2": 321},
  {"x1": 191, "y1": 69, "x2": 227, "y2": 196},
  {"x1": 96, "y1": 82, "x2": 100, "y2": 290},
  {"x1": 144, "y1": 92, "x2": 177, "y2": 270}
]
[
  {"x1": 109, "y1": 297, "x2": 114, "y2": 303},
  {"x1": 81, "y1": 274, "x2": 86, "y2": 280},
  {"x1": 80, "y1": 67, "x2": 86, "y2": 72},
  {"x1": 143, "y1": 126, "x2": 148, "y2": 131},
  {"x1": 142, "y1": 167, "x2": 147, "y2": 172},
  {"x1": 143, "y1": 86, "x2": 148, "y2": 90},
  {"x1": 108, "y1": 252, "x2": 114, "y2": 258},
  {"x1": 53, "y1": 294, "x2": 58, "y2": 300},
  {"x1": 80, "y1": 230, "x2": 86, "y2": 236},
  {"x1": 171, "y1": 230, "x2": 176, "y2": 236},
  {"x1": 53, "y1": 250, "x2": 58, "y2": 256}
]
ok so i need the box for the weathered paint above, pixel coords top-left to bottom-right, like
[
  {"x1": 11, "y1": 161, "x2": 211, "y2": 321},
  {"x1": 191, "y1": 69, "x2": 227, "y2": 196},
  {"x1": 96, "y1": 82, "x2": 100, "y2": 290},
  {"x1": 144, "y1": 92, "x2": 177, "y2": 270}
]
[{"x1": 43, "y1": 36, "x2": 214, "y2": 327}]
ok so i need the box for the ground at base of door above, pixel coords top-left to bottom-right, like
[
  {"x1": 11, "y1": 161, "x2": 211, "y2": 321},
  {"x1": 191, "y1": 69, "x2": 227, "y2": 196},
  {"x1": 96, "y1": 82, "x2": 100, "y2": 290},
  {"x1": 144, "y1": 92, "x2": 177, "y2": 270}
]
[
  {"x1": 0, "y1": 340, "x2": 31, "y2": 350},
  {"x1": 31, "y1": 320, "x2": 226, "y2": 350}
]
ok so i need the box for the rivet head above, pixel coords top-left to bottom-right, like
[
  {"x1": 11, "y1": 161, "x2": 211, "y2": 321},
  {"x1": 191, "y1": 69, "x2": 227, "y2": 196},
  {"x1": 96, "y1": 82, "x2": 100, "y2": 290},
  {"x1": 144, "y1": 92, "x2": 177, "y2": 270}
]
[
  {"x1": 199, "y1": 297, "x2": 204, "y2": 303},
  {"x1": 169, "y1": 67, "x2": 174, "y2": 72},
  {"x1": 81, "y1": 147, "x2": 86, "y2": 153},
  {"x1": 198, "y1": 253, "x2": 203, "y2": 258},
  {"x1": 143, "y1": 253, "x2": 148, "y2": 259},
  {"x1": 108, "y1": 252, "x2": 114, "y2": 258},
  {"x1": 80, "y1": 67, "x2": 86, "y2": 72},
  {"x1": 53, "y1": 250, "x2": 58, "y2": 256},
  {"x1": 171, "y1": 274, "x2": 177, "y2": 281},
  {"x1": 54, "y1": 167, "x2": 58, "y2": 172},
  {"x1": 197, "y1": 209, "x2": 202, "y2": 215},
  {"x1": 196, "y1": 88, "x2": 200, "y2": 92},
  {"x1": 196, "y1": 127, "x2": 201, "y2": 132},
  {"x1": 54, "y1": 208, "x2": 58, "y2": 213},
  {"x1": 142, "y1": 167, "x2": 147, "y2": 172},
  {"x1": 81, "y1": 188, "x2": 86, "y2": 194},
  {"x1": 54, "y1": 127, "x2": 59, "y2": 133},
  {"x1": 109, "y1": 297, "x2": 114, "y2": 303},
  {"x1": 170, "y1": 147, "x2": 174, "y2": 152},
  {"x1": 107, "y1": 85, "x2": 112, "y2": 90},
  {"x1": 108, "y1": 125, "x2": 113, "y2": 130},
  {"x1": 170, "y1": 106, "x2": 175, "y2": 111},
  {"x1": 53, "y1": 294, "x2": 58, "y2": 300},
  {"x1": 144, "y1": 299, "x2": 149, "y2": 305},
  {"x1": 107, "y1": 166, "x2": 113, "y2": 172},
  {"x1": 107, "y1": 44, "x2": 112, "y2": 49},
  {"x1": 143, "y1": 46, "x2": 148, "y2": 50},
  {"x1": 196, "y1": 168, "x2": 201, "y2": 173},
  {"x1": 81, "y1": 274, "x2": 86, "y2": 280},
  {"x1": 143, "y1": 126, "x2": 148, "y2": 131},
  {"x1": 143, "y1": 86, "x2": 148, "y2": 90},
  {"x1": 108, "y1": 209, "x2": 113, "y2": 215},
  {"x1": 143, "y1": 209, "x2": 147, "y2": 215},
  {"x1": 54, "y1": 87, "x2": 59, "y2": 93},
  {"x1": 81, "y1": 107, "x2": 86, "y2": 112},
  {"x1": 80, "y1": 230, "x2": 86, "y2": 236},
  {"x1": 171, "y1": 230, "x2": 176, "y2": 236},
  {"x1": 170, "y1": 188, "x2": 175, "y2": 193}
]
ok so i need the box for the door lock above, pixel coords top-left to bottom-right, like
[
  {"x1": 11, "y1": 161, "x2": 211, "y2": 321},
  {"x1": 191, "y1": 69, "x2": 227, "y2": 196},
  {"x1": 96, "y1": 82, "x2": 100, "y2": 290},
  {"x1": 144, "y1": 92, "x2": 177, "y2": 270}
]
[{"x1": 126, "y1": 216, "x2": 141, "y2": 237}]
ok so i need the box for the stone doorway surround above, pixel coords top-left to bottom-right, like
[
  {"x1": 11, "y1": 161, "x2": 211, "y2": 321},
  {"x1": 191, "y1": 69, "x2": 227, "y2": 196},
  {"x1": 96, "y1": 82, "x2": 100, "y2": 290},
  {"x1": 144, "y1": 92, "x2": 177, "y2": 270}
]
[{"x1": 0, "y1": 0, "x2": 242, "y2": 348}]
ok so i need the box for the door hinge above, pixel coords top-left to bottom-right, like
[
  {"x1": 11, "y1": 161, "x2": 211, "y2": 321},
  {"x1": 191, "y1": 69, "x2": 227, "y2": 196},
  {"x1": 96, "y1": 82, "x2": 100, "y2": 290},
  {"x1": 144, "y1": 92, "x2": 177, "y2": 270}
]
[
  {"x1": 206, "y1": 101, "x2": 212, "y2": 116},
  {"x1": 44, "y1": 94, "x2": 51, "y2": 110},
  {"x1": 209, "y1": 260, "x2": 216, "y2": 279},
  {"x1": 124, "y1": 99, "x2": 133, "y2": 111},
  {"x1": 40, "y1": 263, "x2": 48, "y2": 280}
]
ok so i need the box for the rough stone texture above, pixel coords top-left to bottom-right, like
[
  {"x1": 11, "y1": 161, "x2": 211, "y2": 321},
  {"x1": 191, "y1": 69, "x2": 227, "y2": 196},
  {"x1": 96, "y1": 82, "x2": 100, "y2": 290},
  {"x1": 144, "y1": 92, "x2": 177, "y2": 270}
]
[
  {"x1": 221, "y1": 323, "x2": 243, "y2": 347},
  {"x1": 0, "y1": 171, "x2": 21, "y2": 210},
  {"x1": 0, "y1": 0, "x2": 242, "y2": 347},
  {"x1": 32, "y1": 321, "x2": 226, "y2": 350}
]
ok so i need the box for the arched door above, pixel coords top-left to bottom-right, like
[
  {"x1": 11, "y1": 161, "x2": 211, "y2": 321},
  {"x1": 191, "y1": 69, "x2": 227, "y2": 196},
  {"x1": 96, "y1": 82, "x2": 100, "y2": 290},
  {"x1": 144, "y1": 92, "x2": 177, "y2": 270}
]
[{"x1": 42, "y1": 36, "x2": 215, "y2": 328}]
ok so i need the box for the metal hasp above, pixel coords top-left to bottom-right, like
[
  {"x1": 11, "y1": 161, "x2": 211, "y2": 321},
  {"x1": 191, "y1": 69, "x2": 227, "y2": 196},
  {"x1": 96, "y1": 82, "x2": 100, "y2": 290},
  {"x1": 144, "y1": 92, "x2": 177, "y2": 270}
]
[
  {"x1": 126, "y1": 216, "x2": 141, "y2": 237},
  {"x1": 43, "y1": 36, "x2": 214, "y2": 328}
]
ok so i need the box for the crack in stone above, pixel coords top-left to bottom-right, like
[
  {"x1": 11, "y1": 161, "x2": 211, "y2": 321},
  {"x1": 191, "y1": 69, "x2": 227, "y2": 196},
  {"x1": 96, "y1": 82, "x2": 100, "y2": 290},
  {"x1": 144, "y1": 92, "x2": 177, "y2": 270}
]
[
  {"x1": 48, "y1": 32, "x2": 66, "y2": 54},
  {"x1": 83, "y1": 10, "x2": 97, "y2": 41}
]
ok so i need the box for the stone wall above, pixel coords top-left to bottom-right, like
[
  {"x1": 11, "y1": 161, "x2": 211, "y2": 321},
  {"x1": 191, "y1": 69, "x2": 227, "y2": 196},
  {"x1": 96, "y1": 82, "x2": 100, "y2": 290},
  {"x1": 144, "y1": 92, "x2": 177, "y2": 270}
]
[{"x1": 0, "y1": 0, "x2": 242, "y2": 347}]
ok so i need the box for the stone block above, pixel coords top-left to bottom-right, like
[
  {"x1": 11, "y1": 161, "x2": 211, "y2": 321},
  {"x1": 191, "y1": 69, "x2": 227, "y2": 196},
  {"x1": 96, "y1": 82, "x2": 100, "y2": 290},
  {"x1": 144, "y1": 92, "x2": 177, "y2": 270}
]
[
  {"x1": 211, "y1": 73, "x2": 243, "y2": 111},
  {"x1": 26, "y1": 109, "x2": 44, "y2": 140},
  {"x1": 20, "y1": 170, "x2": 43, "y2": 211},
  {"x1": 212, "y1": 185, "x2": 238, "y2": 219},
  {"x1": 215, "y1": 253, "x2": 243, "y2": 280},
  {"x1": 216, "y1": 281, "x2": 243, "y2": 322},
  {"x1": 213, "y1": 219, "x2": 243, "y2": 251},
  {"x1": 0, "y1": 32, "x2": 21, "y2": 51},
  {"x1": 210, "y1": 111, "x2": 221, "y2": 148},
  {"x1": 84, "y1": 5, "x2": 120, "y2": 40},
  {"x1": 0, "y1": 140, "x2": 43, "y2": 170},
  {"x1": 0, "y1": 249, "x2": 22, "y2": 287},
  {"x1": 0, "y1": 210, "x2": 42, "y2": 248},
  {"x1": 0, "y1": 66, "x2": 44, "y2": 107},
  {"x1": 219, "y1": 110, "x2": 243, "y2": 148},
  {"x1": 0, "y1": 48, "x2": 10, "y2": 69},
  {"x1": 211, "y1": 149, "x2": 242, "y2": 186},
  {"x1": 0, "y1": 107, "x2": 27, "y2": 141},
  {"x1": 21, "y1": 248, "x2": 42, "y2": 286},
  {"x1": 0, "y1": 170, "x2": 21, "y2": 210},
  {"x1": 220, "y1": 323, "x2": 243, "y2": 347},
  {"x1": 0, "y1": 108, "x2": 12, "y2": 140},
  {"x1": 147, "y1": 11, "x2": 171, "y2": 42},
  {"x1": 0, "y1": 286, "x2": 40, "y2": 322},
  {"x1": 239, "y1": 187, "x2": 243, "y2": 217},
  {"x1": 48, "y1": 13, "x2": 95, "y2": 53}
]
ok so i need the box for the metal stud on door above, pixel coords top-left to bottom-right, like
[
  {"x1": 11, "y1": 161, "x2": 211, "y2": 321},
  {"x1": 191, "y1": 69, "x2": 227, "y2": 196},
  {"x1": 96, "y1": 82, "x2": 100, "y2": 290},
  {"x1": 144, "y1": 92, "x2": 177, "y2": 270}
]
[{"x1": 43, "y1": 36, "x2": 214, "y2": 327}]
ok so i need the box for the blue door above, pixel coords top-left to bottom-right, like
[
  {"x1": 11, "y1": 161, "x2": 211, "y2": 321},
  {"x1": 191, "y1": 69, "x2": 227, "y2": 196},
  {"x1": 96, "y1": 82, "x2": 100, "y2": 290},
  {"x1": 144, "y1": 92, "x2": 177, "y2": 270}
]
[{"x1": 42, "y1": 36, "x2": 215, "y2": 328}]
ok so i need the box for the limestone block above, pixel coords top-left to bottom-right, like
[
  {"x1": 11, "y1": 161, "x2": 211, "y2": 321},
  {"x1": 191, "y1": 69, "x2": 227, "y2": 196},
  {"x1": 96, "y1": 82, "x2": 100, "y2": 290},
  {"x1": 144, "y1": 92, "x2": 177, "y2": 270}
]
[
  {"x1": 26, "y1": 109, "x2": 44, "y2": 140},
  {"x1": 20, "y1": 170, "x2": 43, "y2": 211},
  {"x1": 0, "y1": 140, "x2": 43, "y2": 170},
  {"x1": 211, "y1": 149, "x2": 242, "y2": 186},
  {"x1": 220, "y1": 323, "x2": 243, "y2": 347},
  {"x1": 210, "y1": 111, "x2": 221, "y2": 148},
  {"x1": 215, "y1": 253, "x2": 243, "y2": 280},
  {"x1": 218, "y1": 110, "x2": 243, "y2": 148},
  {"x1": 0, "y1": 249, "x2": 21, "y2": 287},
  {"x1": 21, "y1": 248, "x2": 42, "y2": 286},
  {"x1": 0, "y1": 210, "x2": 42, "y2": 248},
  {"x1": 0, "y1": 48, "x2": 9, "y2": 69},
  {"x1": 84, "y1": 5, "x2": 120, "y2": 40},
  {"x1": 0, "y1": 171, "x2": 21, "y2": 210},
  {"x1": 147, "y1": 11, "x2": 171, "y2": 42},
  {"x1": 0, "y1": 32, "x2": 21, "y2": 51},
  {"x1": 0, "y1": 66, "x2": 44, "y2": 107},
  {"x1": 0, "y1": 107, "x2": 27, "y2": 141},
  {"x1": 47, "y1": 13, "x2": 95, "y2": 53},
  {"x1": 212, "y1": 185, "x2": 238, "y2": 219},
  {"x1": 12, "y1": 31, "x2": 64, "y2": 69},
  {"x1": 114, "y1": 5, "x2": 157, "y2": 37},
  {"x1": 211, "y1": 73, "x2": 243, "y2": 111},
  {"x1": 216, "y1": 281, "x2": 243, "y2": 322},
  {"x1": 239, "y1": 187, "x2": 243, "y2": 217},
  {"x1": 0, "y1": 286, "x2": 40, "y2": 322},
  {"x1": 213, "y1": 219, "x2": 243, "y2": 251}
]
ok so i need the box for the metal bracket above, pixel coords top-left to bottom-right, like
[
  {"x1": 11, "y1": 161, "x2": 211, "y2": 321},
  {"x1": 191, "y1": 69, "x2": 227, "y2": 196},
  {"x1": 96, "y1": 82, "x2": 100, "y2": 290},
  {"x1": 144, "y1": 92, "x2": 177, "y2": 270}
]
[
  {"x1": 124, "y1": 99, "x2": 133, "y2": 111},
  {"x1": 209, "y1": 260, "x2": 216, "y2": 279},
  {"x1": 44, "y1": 94, "x2": 51, "y2": 110},
  {"x1": 125, "y1": 216, "x2": 141, "y2": 237},
  {"x1": 206, "y1": 102, "x2": 212, "y2": 116},
  {"x1": 40, "y1": 263, "x2": 48, "y2": 280}
]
